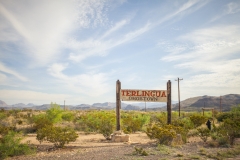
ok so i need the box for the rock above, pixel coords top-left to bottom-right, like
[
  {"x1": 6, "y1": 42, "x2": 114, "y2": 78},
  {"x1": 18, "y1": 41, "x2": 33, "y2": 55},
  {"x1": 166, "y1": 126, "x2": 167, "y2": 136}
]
[
  {"x1": 111, "y1": 130, "x2": 130, "y2": 142},
  {"x1": 171, "y1": 134, "x2": 183, "y2": 145}
]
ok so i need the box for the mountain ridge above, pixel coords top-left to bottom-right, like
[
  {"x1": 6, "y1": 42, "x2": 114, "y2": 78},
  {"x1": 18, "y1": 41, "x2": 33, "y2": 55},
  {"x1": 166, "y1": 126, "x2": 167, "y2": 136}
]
[{"x1": 1, "y1": 94, "x2": 240, "y2": 111}]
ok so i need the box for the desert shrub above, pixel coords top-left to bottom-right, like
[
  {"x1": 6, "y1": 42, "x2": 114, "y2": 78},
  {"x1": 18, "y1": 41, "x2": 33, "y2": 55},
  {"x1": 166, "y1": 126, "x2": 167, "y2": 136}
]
[
  {"x1": 210, "y1": 132, "x2": 218, "y2": 141},
  {"x1": 46, "y1": 103, "x2": 63, "y2": 123},
  {"x1": 216, "y1": 112, "x2": 237, "y2": 122},
  {"x1": 208, "y1": 141, "x2": 219, "y2": 147},
  {"x1": 217, "y1": 136, "x2": 229, "y2": 146},
  {"x1": 17, "y1": 120, "x2": 23, "y2": 125},
  {"x1": 146, "y1": 123, "x2": 183, "y2": 145},
  {"x1": 33, "y1": 114, "x2": 53, "y2": 131},
  {"x1": 214, "y1": 105, "x2": 240, "y2": 145},
  {"x1": 36, "y1": 126, "x2": 78, "y2": 148},
  {"x1": 217, "y1": 105, "x2": 240, "y2": 122},
  {"x1": 76, "y1": 111, "x2": 116, "y2": 139},
  {"x1": 98, "y1": 113, "x2": 115, "y2": 140},
  {"x1": 0, "y1": 112, "x2": 7, "y2": 120},
  {"x1": 0, "y1": 131, "x2": 35, "y2": 159},
  {"x1": 172, "y1": 117, "x2": 194, "y2": 143},
  {"x1": 197, "y1": 126, "x2": 211, "y2": 142},
  {"x1": 133, "y1": 147, "x2": 148, "y2": 156},
  {"x1": 0, "y1": 125, "x2": 16, "y2": 136},
  {"x1": 231, "y1": 104, "x2": 240, "y2": 112},
  {"x1": 8, "y1": 109, "x2": 21, "y2": 117},
  {"x1": 208, "y1": 124, "x2": 230, "y2": 146},
  {"x1": 189, "y1": 114, "x2": 208, "y2": 128},
  {"x1": 122, "y1": 112, "x2": 149, "y2": 133},
  {"x1": 62, "y1": 111, "x2": 75, "y2": 122},
  {"x1": 221, "y1": 117, "x2": 240, "y2": 145},
  {"x1": 149, "y1": 112, "x2": 167, "y2": 125},
  {"x1": 187, "y1": 129, "x2": 199, "y2": 137},
  {"x1": 157, "y1": 144, "x2": 171, "y2": 154},
  {"x1": 77, "y1": 112, "x2": 98, "y2": 132}
]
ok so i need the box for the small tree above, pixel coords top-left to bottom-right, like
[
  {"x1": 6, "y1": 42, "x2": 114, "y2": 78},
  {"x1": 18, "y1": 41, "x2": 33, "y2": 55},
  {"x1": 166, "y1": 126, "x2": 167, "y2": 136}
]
[
  {"x1": 122, "y1": 112, "x2": 149, "y2": 133},
  {"x1": 146, "y1": 124, "x2": 183, "y2": 145},
  {"x1": 222, "y1": 117, "x2": 240, "y2": 145},
  {"x1": 197, "y1": 127, "x2": 211, "y2": 142},
  {"x1": 33, "y1": 114, "x2": 53, "y2": 131},
  {"x1": 0, "y1": 131, "x2": 35, "y2": 159},
  {"x1": 46, "y1": 103, "x2": 63, "y2": 123},
  {"x1": 37, "y1": 126, "x2": 78, "y2": 148},
  {"x1": 62, "y1": 112, "x2": 75, "y2": 122},
  {"x1": 98, "y1": 113, "x2": 115, "y2": 140},
  {"x1": 190, "y1": 114, "x2": 208, "y2": 128}
]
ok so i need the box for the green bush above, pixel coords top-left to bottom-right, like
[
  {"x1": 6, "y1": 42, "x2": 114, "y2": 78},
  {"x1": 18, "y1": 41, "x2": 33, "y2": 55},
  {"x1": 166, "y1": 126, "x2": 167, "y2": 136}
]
[
  {"x1": 217, "y1": 136, "x2": 229, "y2": 147},
  {"x1": 133, "y1": 147, "x2": 148, "y2": 156},
  {"x1": 149, "y1": 112, "x2": 167, "y2": 125},
  {"x1": 216, "y1": 112, "x2": 238, "y2": 122},
  {"x1": 46, "y1": 103, "x2": 63, "y2": 123},
  {"x1": 76, "y1": 111, "x2": 116, "y2": 139},
  {"x1": 189, "y1": 114, "x2": 208, "y2": 128},
  {"x1": 33, "y1": 114, "x2": 53, "y2": 131},
  {"x1": 222, "y1": 117, "x2": 240, "y2": 145},
  {"x1": 122, "y1": 112, "x2": 149, "y2": 133},
  {"x1": 146, "y1": 124, "x2": 182, "y2": 145},
  {"x1": 62, "y1": 112, "x2": 75, "y2": 122},
  {"x1": 0, "y1": 131, "x2": 35, "y2": 159},
  {"x1": 0, "y1": 125, "x2": 16, "y2": 136},
  {"x1": 197, "y1": 127, "x2": 211, "y2": 142},
  {"x1": 217, "y1": 105, "x2": 240, "y2": 122},
  {"x1": 172, "y1": 117, "x2": 194, "y2": 143},
  {"x1": 37, "y1": 126, "x2": 78, "y2": 148},
  {"x1": 0, "y1": 112, "x2": 7, "y2": 121},
  {"x1": 98, "y1": 113, "x2": 115, "y2": 140}
]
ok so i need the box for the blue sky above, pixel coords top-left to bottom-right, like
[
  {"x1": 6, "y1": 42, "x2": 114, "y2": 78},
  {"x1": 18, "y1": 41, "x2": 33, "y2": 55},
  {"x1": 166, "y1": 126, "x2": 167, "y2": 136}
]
[{"x1": 0, "y1": 0, "x2": 240, "y2": 105}]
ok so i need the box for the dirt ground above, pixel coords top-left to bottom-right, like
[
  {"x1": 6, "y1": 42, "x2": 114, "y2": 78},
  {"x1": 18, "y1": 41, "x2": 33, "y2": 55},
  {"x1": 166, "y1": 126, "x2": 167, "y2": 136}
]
[{"x1": 7, "y1": 132, "x2": 240, "y2": 160}]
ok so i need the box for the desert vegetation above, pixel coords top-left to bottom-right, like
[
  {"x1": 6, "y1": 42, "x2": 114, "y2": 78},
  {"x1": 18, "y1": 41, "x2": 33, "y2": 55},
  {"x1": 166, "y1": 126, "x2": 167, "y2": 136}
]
[{"x1": 0, "y1": 104, "x2": 240, "y2": 159}]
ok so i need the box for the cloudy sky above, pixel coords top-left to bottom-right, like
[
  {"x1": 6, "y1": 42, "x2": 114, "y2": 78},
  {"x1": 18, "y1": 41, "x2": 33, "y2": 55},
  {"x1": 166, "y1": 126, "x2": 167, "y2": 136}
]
[{"x1": 0, "y1": 0, "x2": 240, "y2": 105}]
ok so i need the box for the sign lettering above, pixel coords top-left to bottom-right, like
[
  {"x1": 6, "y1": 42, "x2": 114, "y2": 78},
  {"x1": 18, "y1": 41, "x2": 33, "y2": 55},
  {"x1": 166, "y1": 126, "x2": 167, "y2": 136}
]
[{"x1": 120, "y1": 89, "x2": 167, "y2": 102}]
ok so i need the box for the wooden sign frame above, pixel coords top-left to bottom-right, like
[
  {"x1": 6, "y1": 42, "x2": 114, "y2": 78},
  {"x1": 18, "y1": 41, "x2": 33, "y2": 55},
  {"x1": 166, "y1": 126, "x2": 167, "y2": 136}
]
[{"x1": 116, "y1": 80, "x2": 172, "y2": 131}]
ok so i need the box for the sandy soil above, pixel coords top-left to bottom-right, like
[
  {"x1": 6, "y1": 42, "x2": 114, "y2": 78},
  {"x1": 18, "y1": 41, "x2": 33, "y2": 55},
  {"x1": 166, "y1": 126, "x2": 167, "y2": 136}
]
[{"x1": 7, "y1": 132, "x2": 240, "y2": 160}]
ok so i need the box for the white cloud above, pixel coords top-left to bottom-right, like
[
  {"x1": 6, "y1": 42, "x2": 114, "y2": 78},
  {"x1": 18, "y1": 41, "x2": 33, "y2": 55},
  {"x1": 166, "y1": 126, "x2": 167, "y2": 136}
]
[
  {"x1": 0, "y1": 89, "x2": 71, "y2": 105},
  {"x1": 210, "y1": 1, "x2": 240, "y2": 22},
  {"x1": 0, "y1": 72, "x2": 7, "y2": 83},
  {"x1": 226, "y1": 2, "x2": 240, "y2": 14},
  {"x1": 155, "y1": 0, "x2": 208, "y2": 26},
  {"x1": 76, "y1": 0, "x2": 110, "y2": 28},
  {"x1": 68, "y1": 22, "x2": 151, "y2": 62},
  {"x1": 101, "y1": 19, "x2": 128, "y2": 39},
  {"x1": 0, "y1": 0, "x2": 110, "y2": 67},
  {"x1": 160, "y1": 25, "x2": 240, "y2": 100},
  {"x1": 0, "y1": 62, "x2": 28, "y2": 81},
  {"x1": 47, "y1": 63, "x2": 111, "y2": 97},
  {"x1": 162, "y1": 25, "x2": 240, "y2": 62}
]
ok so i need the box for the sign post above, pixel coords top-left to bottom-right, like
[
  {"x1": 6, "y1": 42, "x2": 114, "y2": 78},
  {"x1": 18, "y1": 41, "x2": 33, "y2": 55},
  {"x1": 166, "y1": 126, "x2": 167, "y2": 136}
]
[
  {"x1": 116, "y1": 80, "x2": 171, "y2": 128},
  {"x1": 167, "y1": 80, "x2": 171, "y2": 124},
  {"x1": 116, "y1": 80, "x2": 121, "y2": 131}
]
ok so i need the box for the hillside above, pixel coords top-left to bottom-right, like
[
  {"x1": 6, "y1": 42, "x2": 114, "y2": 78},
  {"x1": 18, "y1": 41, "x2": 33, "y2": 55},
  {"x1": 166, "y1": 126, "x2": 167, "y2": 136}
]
[
  {"x1": 172, "y1": 94, "x2": 240, "y2": 111},
  {"x1": 1, "y1": 94, "x2": 239, "y2": 111},
  {"x1": 0, "y1": 101, "x2": 164, "y2": 111}
]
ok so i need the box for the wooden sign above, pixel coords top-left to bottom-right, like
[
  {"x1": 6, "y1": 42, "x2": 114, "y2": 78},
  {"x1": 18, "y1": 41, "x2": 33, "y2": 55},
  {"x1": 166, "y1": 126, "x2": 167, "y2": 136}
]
[{"x1": 120, "y1": 89, "x2": 167, "y2": 102}]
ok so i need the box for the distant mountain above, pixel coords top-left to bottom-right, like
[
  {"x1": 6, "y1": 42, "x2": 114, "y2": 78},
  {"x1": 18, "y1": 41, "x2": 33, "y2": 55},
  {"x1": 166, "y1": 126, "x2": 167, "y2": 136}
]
[
  {"x1": 27, "y1": 103, "x2": 35, "y2": 107},
  {"x1": 12, "y1": 103, "x2": 27, "y2": 108},
  {"x1": 0, "y1": 100, "x2": 8, "y2": 107},
  {"x1": 171, "y1": 94, "x2": 240, "y2": 111},
  {"x1": 1, "y1": 94, "x2": 239, "y2": 111},
  {"x1": 124, "y1": 104, "x2": 140, "y2": 110},
  {"x1": 129, "y1": 102, "x2": 168, "y2": 108}
]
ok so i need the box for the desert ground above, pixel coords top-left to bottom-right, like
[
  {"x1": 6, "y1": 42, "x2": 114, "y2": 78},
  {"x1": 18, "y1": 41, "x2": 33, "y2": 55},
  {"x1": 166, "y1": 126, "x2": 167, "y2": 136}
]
[{"x1": 7, "y1": 132, "x2": 240, "y2": 160}]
